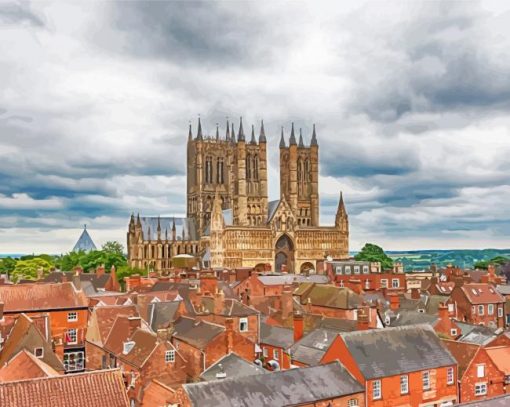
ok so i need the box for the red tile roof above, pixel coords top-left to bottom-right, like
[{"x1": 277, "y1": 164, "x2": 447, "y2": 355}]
[
  {"x1": 486, "y1": 346, "x2": 510, "y2": 374},
  {"x1": 0, "y1": 350, "x2": 59, "y2": 381},
  {"x1": 0, "y1": 282, "x2": 88, "y2": 313},
  {"x1": 87, "y1": 305, "x2": 138, "y2": 346},
  {"x1": 0, "y1": 369, "x2": 129, "y2": 407},
  {"x1": 461, "y1": 283, "x2": 505, "y2": 304}
]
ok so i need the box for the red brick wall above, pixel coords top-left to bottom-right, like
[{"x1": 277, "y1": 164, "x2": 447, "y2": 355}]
[
  {"x1": 459, "y1": 348, "x2": 505, "y2": 403},
  {"x1": 260, "y1": 343, "x2": 291, "y2": 370},
  {"x1": 85, "y1": 341, "x2": 108, "y2": 370}
]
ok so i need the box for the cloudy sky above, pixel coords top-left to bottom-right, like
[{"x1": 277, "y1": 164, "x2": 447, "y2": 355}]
[{"x1": 1, "y1": 0, "x2": 510, "y2": 254}]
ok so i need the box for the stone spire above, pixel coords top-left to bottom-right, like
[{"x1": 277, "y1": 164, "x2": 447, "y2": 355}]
[
  {"x1": 225, "y1": 119, "x2": 230, "y2": 141},
  {"x1": 250, "y1": 124, "x2": 256, "y2": 144},
  {"x1": 237, "y1": 117, "x2": 245, "y2": 142},
  {"x1": 259, "y1": 120, "x2": 266, "y2": 143},
  {"x1": 188, "y1": 122, "x2": 192, "y2": 141},
  {"x1": 196, "y1": 117, "x2": 203, "y2": 140},
  {"x1": 289, "y1": 122, "x2": 297, "y2": 145},
  {"x1": 298, "y1": 128, "x2": 304, "y2": 147},
  {"x1": 335, "y1": 191, "x2": 348, "y2": 228},
  {"x1": 311, "y1": 123, "x2": 318, "y2": 146},
  {"x1": 172, "y1": 217, "x2": 176, "y2": 241},
  {"x1": 231, "y1": 122, "x2": 236, "y2": 143},
  {"x1": 279, "y1": 126, "x2": 286, "y2": 148},
  {"x1": 136, "y1": 213, "x2": 141, "y2": 227},
  {"x1": 216, "y1": 123, "x2": 219, "y2": 140}
]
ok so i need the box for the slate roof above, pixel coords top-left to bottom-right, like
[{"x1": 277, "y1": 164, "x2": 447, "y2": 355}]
[
  {"x1": 43, "y1": 272, "x2": 112, "y2": 291},
  {"x1": 183, "y1": 361, "x2": 363, "y2": 407},
  {"x1": 260, "y1": 323, "x2": 294, "y2": 349},
  {"x1": 0, "y1": 282, "x2": 88, "y2": 313},
  {"x1": 426, "y1": 295, "x2": 450, "y2": 315},
  {"x1": 148, "y1": 301, "x2": 181, "y2": 331},
  {"x1": 172, "y1": 317, "x2": 224, "y2": 349},
  {"x1": 389, "y1": 310, "x2": 438, "y2": 327},
  {"x1": 72, "y1": 226, "x2": 97, "y2": 252},
  {"x1": 200, "y1": 353, "x2": 267, "y2": 381},
  {"x1": 139, "y1": 217, "x2": 198, "y2": 241},
  {"x1": 288, "y1": 328, "x2": 339, "y2": 366},
  {"x1": 267, "y1": 200, "x2": 280, "y2": 222},
  {"x1": 457, "y1": 323, "x2": 497, "y2": 345},
  {"x1": 0, "y1": 369, "x2": 130, "y2": 407},
  {"x1": 340, "y1": 324, "x2": 456, "y2": 379},
  {"x1": 496, "y1": 284, "x2": 510, "y2": 296},
  {"x1": 200, "y1": 297, "x2": 259, "y2": 317}
]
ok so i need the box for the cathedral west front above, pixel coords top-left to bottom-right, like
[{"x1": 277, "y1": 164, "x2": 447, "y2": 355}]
[{"x1": 127, "y1": 118, "x2": 349, "y2": 273}]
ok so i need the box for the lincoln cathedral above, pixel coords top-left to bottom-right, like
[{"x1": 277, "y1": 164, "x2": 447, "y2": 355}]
[{"x1": 127, "y1": 118, "x2": 349, "y2": 273}]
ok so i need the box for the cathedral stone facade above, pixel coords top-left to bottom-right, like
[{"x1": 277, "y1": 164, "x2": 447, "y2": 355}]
[{"x1": 127, "y1": 118, "x2": 349, "y2": 273}]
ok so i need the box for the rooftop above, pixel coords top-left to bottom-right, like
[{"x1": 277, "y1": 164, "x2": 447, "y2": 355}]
[{"x1": 200, "y1": 353, "x2": 267, "y2": 381}]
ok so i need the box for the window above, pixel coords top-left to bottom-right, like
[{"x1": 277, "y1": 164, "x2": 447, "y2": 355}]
[
  {"x1": 263, "y1": 347, "x2": 268, "y2": 358},
  {"x1": 498, "y1": 307, "x2": 504, "y2": 317},
  {"x1": 392, "y1": 279, "x2": 399, "y2": 288},
  {"x1": 447, "y1": 367, "x2": 454, "y2": 385},
  {"x1": 339, "y1": 280, "x2": 344, "y2": 288},
  {"x1": 478, "y1": 305, "x2": 484, "y2": 316},
  {"x1": 450, "y1": 329, "x2": 457, "y2": 337},
  {"x1": 448, "y1": 303, "x2": 454, "y2": 313},
  {"x1": 400, "y1": 375, "x2": 409, "y2": 394},
  {"x1": 347, "y1": 399, "x2": 359, "y2": 407},
  {"x1": 345, "y1": 266, "x2": 351, "y2": 275},
  {"x1": 165, "y1": 350, "x2": 175, "y2": 363},
  {"x1": 477, "y1": 364, "x2": 485, "y2": 378},
  {"x1": 354, "y1": 266, "x2": 360, "y2": 274},
  {"x1": 239, "y1": 317, "x2": 248, "y2": 332},
  {"x1": 34, "y1": 347, "x2": 44, "y2": 358},
  {"x1": 381, "y1": 279, "x2": 388, "y2": 288},
  {"x1": 363, "y1": 265, "x2": 369, "y2": 274},
  {"x1": 63, "y1": 351, "x2": 84, "y2": 372},
  {"x1": 423, "y1": 371, "x2": 431, "y2": 390},
  {"x1": 66, "y1": 328, "x2": 77, "y2": 344},
  {"x1": 335, "y1": 266, "x2": 342, "y2": 275},
  {"x1": 372, "y1": 380, "x2": 381, "y2": 400},
  {"x1": 67, "y1": 312, "x2": 78, "y2": 322},
  {"x1": 273, "y1": 349, "x2": 279, "y2": 360},
  {"x1": 475, "y1": 383, "x2": 487, "y2": 396},
  {"x1": 488, "y1": 304, "x2": 494, "y2": 315}
]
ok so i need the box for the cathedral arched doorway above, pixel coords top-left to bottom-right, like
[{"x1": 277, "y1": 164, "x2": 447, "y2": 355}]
[
  {"x1": 300, "y1": 262, "x2": 315, "y2": 275},
  {"x1": 275, "y1": 234, "x2": 294, "y2": 273}
]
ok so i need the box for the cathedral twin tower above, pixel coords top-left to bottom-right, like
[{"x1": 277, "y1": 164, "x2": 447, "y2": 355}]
[
  {"x1": 128, "y1": 117, "x2": 349, "y2": 273},
  {"x1": 187, "y1": 117, "x2": 320, "y2": 235}
]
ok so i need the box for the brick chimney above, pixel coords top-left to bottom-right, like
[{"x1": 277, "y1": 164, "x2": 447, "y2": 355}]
[
  {"x1": 357, "y1": 307, "x2": 369, "y2": 331},
  {"x1": 453, "y1": 276, "x2": 464, "y2": 288},
  {"x1": 96, "y1": 263, "x2": 105, "y2": 276},
  {"x1": 349, "y1": 279, "x2": 362, "y2": 295},
  {"x1": 389, "y1": 293, "x2": 400, "y2": 311},
  {"x1": 225, "y1": 318, "x2": 234, "y2": 353},
  {"x1": 214, "y1": 289, "x2": 225, "y2": 315},
  {"x1": 438, "y1": 303, "x2": 449, "y2": 322},
  {"x1": 480, "y1": 274, "x2": 489, "y2": 284},
  {"x1": 0, "y1": 302, "x2": 4, "y2": 320},
  {"x1": 281, "y1": 285, "x2": 293, "y2": 320},
  {"x1": 293, "y1": 311, "x2": 304, "y2": 342},
  {"x1": 411, "y1": 288, "x2": 421, "y2": 300}
]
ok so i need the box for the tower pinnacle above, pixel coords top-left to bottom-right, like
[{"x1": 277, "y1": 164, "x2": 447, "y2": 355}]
[
  {"x1": 279, "y1": 126, "x2": 286, "y2": 148},
  {"x1": 259, "y1": 120, "x2": 266, "y2": 143},
  {"x1": 196, "y1": 117, "x2": 203, "y2": 140},
  {"x1": 289, "y1": 122, "x2": 297, "y2": 145},
  {"x1": 237, "y1": 117, "x2": 245, "y2": 142}
]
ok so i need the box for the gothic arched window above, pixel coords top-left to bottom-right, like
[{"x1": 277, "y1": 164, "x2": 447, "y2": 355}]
[
  {"x1": 246, "y1": 154, "x2": 251, "y2": 180},
  {"x1": 205, "y1": 156, "x2": 213, "y2": 184},
  {"x1": 297, "y1": 158, "x2": 303, "y2": 182},
  {"x1": 254, "y1": 155, "x2": 259, "y2": 180},
  {"x1": 216, "y1": 158, "x2": 224, "y2": 184},
  {"x1": 305, "y1": 159, "x2": 311, "y2": 181}
]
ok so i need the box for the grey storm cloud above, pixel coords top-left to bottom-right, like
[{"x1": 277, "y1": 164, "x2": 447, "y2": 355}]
[{"x1": 0, "y1": 0, "x2": 510, "y2": 252}]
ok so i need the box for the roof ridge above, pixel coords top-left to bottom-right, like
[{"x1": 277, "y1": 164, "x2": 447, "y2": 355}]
[{"x1": 0, "y1": 368, "x2": 123, "y2": 385}]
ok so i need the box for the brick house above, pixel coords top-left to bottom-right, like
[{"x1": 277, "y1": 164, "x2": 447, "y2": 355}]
[
  {"x1": 448, "y1": 283, "x2": 505, "y2": 328},
  {"x1": 322, "y1": 325, "x2": 458, "y2": 406},
  {"x1": 171, "y1": 316, "x2": 256, "y2": 380},
  {"x1": 0, "y1": 349, "x2": 60, "y2": 381},
  {"x1": 443, "y1": 340, "x2": 506, "y2": 403},
  {"x1": 0, "y1": 282, "x2": 89, "y2": 372},
  {"x1": 176, "y1": 362, "x2": 365, "y2": 407},
  {"x1": 293, "y1": 283, "x2": 380, "y2": 327},
  {"x1": 259, "y1": 322, "x2": 294, "y2": 370}
]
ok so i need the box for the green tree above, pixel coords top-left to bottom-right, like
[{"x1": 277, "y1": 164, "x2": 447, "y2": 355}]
[
  {"x1": 474, "y1": 256, "x2": 509, "y2": 269},
  {"x1": 11, "y1": 258, "x2": 53, "y2": 282},
  {"x1": 355, "y1": 243, "x2": 394, "y2": 270},
  {"x1": 102, "y1": 241, "x2": 125, "y2": 256},
  {"x1": 0, "y1": 257, "x2": 17, "y2": 276},
  {"x1": 80, "y1": 249, "x2": 127, "y2": 272},
  {"x1": 116, "y1": 265, "x2": 145, "y2": 290}
]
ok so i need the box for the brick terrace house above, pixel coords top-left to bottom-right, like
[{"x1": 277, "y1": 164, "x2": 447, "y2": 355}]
[
  {"x1": 0, "y1": 368, "x2": 129, "y2": 407},
  {"x1": 259, "y1": 322, "x2": 294, "y2": 370},
  {"x1": 171, "y1": 316, "x2": 256, "y2": 380},
  {"x1": 0, "y1": 282, "x2": 89, "y2": 373},
  {"x1": 176, "y1": 362, "x2": 365, "y2": 407},
  {"x1": 443, "y1": 340, "x2": 507, "y2": 403},
  {"x1": 0, "y1": 313, "x2": 64, "y2": 373},
  {"x1": 322, "y1": 325, "x2": 458, "y2": 406},
  {"x1": 0, "y1": 349, "x2": 60, "y2": 381},
  {"x1": 448, "y1": 283, "x2": 505, "y2": 328}
]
